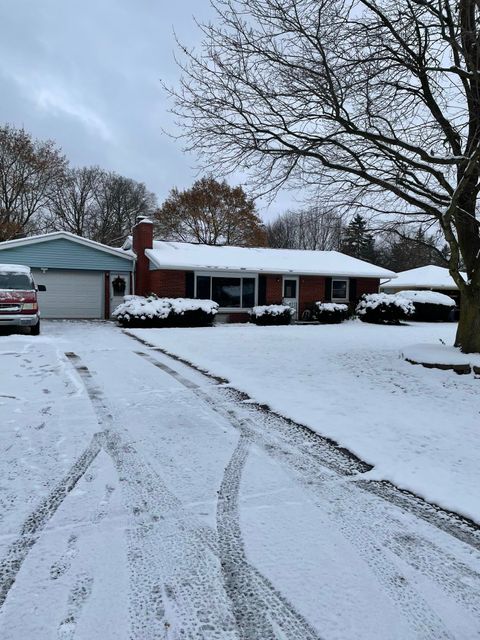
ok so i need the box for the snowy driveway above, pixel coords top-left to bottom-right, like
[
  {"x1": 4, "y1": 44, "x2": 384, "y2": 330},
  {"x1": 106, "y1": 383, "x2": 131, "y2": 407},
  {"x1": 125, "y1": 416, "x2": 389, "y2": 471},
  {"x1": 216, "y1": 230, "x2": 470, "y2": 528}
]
[{"x1": 1, "y1": 321, "x2": 480, "y2": 640}]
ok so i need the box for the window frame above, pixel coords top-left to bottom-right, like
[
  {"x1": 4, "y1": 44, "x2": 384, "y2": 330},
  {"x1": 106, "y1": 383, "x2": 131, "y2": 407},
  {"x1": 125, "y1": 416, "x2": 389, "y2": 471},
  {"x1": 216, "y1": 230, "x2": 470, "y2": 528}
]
[
  {"x1": 194, "y1": 271, "x2": 258, "y2": 311},
  {"x1": 331, "y1": 278, "x2": 350, "y2": 302},
  {"x1": 282, "y1": 276, "x2": 299, "y2": 300}
]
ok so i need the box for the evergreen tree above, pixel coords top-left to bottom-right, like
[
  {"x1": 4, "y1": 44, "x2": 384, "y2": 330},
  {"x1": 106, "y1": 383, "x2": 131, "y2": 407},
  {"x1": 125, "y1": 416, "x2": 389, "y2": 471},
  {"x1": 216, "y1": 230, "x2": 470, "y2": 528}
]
[{"x1": 341, "y1": 215, "x2": 376, "y2": 263}]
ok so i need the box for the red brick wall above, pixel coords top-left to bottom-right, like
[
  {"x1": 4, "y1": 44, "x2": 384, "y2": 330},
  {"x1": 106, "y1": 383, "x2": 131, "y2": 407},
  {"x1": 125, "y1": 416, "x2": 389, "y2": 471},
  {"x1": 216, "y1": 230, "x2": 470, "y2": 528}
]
[
  {"x1": 149, "y1": 270, "x2": 187, "y2": 297},
  {"x1": 356, "y1": 278, "x2": 380, "y2": 300},
  {"x1": 299, "y1": 276, "x2": 326, "y2": 316},
  {"x1": 132, "y1": 220, "x2": 154, "y2": 296},
  {"x1": 264, "y1": 274, "x2": 326, "y2": 316},
  {"x1": 265, "y1": 275, "x2": 283, "y2": 304}
]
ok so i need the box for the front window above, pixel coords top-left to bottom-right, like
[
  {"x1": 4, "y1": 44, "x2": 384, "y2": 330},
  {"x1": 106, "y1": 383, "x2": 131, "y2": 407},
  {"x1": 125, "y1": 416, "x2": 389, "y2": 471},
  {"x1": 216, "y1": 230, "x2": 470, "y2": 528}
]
[
  {"x1": 212, "y1": 277, "x2": 241, "y2": 307},
  {"x1": 283, "y1": 279, "x2": 297, "y2": 299},
  {"x1": 242, "y1": 278, "x2": 255, "y2": 307},
  {"x1": 332, "y1": 278, "x2": 349, "y2": 301},
  {"x1": 196, "y1": 275, "x2": 256, "y2": 308},
  {"x1": 196, "y1": 275, "x2": 211, "y2": 299},
  {"x1": 0, "y1": 272, "x2": 34, "y2": 291}
]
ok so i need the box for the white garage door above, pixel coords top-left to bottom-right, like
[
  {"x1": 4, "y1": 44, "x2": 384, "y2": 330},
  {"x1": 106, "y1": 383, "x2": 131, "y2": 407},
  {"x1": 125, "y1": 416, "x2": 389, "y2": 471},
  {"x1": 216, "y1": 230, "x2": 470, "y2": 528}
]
[{"x1": 32, "y1": 269, "x2": 104, "y2": 319}]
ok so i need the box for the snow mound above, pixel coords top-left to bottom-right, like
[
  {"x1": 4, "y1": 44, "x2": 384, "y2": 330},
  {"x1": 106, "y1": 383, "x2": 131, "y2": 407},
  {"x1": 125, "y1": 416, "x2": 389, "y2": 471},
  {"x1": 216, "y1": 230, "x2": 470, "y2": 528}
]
[
  {"x1": 402, "y1": 343, "x2": 480, "y2": 367},
  {"x1": 396, "y1": 290, "x2": 456, "y2": 306}
]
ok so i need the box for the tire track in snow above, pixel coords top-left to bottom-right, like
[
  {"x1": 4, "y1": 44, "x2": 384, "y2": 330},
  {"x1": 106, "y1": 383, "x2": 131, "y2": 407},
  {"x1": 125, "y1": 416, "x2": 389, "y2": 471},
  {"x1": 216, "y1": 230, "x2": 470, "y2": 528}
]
[
  {"x1": 136, "y1": 349, "x2": 324, "y2": 639},
  {"x1": 65, "y1": 351, "x2": 239, "y2": 640},
  {"x1": 384, "y1": 532, "x2": 480, "y2": 615},
  {"x1": 135, "y1": 347, "x2": 468, "y2": 640},
  {"x1": 230, "y1": 399, "x2": 480, "y2": 619},
  {"x1": 214, "y1": 393, "x2": 459, "y2": 639},
  {"x1": 217, "y1": 433, "x2": 322, "y2": 640},
  {"x1": 0, "y1": 432, "x2": 102, "y2": 609}
]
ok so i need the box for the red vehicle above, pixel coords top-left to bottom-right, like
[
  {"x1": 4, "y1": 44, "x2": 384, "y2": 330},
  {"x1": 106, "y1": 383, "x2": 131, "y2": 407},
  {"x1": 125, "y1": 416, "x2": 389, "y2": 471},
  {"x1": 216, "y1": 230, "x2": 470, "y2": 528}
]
[{"x1": 0, "y1": 264, "x2": 46, "y2": 335}]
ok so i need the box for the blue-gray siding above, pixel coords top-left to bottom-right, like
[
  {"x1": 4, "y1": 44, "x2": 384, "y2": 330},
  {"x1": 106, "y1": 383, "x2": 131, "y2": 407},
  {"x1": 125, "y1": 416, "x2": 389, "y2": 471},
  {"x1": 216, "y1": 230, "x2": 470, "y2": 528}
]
[{"x1": 0, "y1": 238, "x2": 133, "y2": 271}]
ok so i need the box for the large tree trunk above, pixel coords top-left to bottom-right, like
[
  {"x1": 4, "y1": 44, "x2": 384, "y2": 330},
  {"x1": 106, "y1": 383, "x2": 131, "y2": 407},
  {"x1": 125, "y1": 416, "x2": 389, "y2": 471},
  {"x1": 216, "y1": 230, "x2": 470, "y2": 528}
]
[{"x1": 455, "y1": 285, "x2": 480, "y2": 353}]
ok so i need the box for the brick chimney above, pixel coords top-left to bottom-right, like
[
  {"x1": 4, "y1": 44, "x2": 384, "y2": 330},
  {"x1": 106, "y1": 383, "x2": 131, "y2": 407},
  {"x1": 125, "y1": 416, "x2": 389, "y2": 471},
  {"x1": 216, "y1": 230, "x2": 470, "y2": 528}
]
[{"x1": 132, "y1": 216, "x2": 154, "y2": 296}]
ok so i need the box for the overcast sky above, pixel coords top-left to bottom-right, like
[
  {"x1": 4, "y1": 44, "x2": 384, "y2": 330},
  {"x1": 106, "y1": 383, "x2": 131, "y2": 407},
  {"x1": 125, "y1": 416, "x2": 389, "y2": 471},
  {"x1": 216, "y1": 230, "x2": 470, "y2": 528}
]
[{"x1": 0, "y1": 0, "x2": 297, "y2": 220}]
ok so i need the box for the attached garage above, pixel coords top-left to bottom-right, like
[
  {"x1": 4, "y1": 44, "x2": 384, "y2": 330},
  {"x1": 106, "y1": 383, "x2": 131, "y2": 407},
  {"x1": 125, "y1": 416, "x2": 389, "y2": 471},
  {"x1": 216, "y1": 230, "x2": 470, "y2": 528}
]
[
  {"x1": 0, "y1": 232, "x2": 134, "y2": 319},
  {"x1": 31, "y1": 269, "x2": 104, "y2": 319}
]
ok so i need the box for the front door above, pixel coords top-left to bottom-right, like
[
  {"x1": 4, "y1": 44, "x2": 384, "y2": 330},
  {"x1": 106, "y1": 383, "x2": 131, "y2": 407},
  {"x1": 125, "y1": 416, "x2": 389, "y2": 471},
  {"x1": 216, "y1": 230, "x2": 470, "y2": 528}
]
[
  {"x1": 110, "y1": 272, "x2": 130, "y2": 316},
  {"x1": 282, "y1": 276, "x2": 299, "y2": 319}
]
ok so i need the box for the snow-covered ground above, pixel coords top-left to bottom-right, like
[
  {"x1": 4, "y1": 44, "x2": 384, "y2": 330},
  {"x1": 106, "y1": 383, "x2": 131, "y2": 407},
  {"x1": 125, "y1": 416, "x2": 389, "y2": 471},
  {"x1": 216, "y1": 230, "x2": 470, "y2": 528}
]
[
  {"x1": 1, "y1": 321, "x2": 480, "y2": 640},
  {"x1": 132, "y1": 321, "x2": 480, "y2": 523}
]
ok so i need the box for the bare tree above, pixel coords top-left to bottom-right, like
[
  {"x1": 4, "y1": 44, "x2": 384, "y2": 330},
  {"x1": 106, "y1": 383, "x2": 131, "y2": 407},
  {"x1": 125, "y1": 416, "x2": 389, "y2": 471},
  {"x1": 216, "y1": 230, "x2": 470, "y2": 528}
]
[
  {"x1": 374, "y1": 223, "x2": 450, "y2": 271},
  {"x1": 45, "y1": 166, "x2": 101, "y2": 236},
  {"x1": 171, "y1": 0, "x2": 480, "y2": 352},
  {"x1": 266, "y1": 206, "x2": 344, "y2": 250},
  {"x1": 42, "y1": 168, "x2": 155, "y2": 245},
  {"x1": 92, "y1": 172, "x2": 157, "y2": 245},
  {"x1": 0, "y1": 124, "x2": 67, "y2": 240},
  {"x1": 155, "y1": 176, "x2": 266, "y2": 246},
  {"x1": 265, "y1": 213, "x2": 298, "y2": 249}
]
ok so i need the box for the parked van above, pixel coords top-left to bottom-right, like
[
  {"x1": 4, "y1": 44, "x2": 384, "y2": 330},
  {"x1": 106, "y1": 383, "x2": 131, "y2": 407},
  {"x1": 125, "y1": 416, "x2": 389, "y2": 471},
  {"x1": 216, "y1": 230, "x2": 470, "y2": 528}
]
[{"x1": 0, "y1": 264, "x2": 46, "y2": 335}]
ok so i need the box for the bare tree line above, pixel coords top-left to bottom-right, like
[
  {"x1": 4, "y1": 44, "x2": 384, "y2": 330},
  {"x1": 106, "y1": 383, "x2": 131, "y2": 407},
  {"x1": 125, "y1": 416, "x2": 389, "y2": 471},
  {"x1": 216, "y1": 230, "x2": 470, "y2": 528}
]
[
  {"x1": 266, "y1": 206, "x2": 344, "y2": 251},
  {"x1": 0, "y1": 124, "x2": 156, "y2": 245}
]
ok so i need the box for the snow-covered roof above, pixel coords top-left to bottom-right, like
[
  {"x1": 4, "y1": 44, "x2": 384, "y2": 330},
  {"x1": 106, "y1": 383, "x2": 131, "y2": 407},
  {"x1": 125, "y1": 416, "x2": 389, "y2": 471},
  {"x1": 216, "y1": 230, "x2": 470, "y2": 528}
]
[
  {"x1": 396, "y1": 290, "x2": 456, "y2": 306},
  {"x1": 0, "y1": 231, "x2": 134, "y2": 261},
  {"x1": 380, "y1": 265, "x2": 465, "y2": 290},
  {"x1": 0, "y1": 263, "x2": 31, "y2": 274},
  {"x1": 145, "y1": 240, "x2": 396, "y2": 278}
]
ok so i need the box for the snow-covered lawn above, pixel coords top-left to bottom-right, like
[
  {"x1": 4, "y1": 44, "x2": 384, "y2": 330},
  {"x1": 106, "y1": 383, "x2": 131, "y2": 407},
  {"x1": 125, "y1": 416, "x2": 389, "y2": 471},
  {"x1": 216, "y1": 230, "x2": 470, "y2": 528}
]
[
  {"x1": 132, "y1": 321, "x2": 480, "y2": 522},
  {"x1": 1, "y1": 321, "x2": 480, "y2": 639}
]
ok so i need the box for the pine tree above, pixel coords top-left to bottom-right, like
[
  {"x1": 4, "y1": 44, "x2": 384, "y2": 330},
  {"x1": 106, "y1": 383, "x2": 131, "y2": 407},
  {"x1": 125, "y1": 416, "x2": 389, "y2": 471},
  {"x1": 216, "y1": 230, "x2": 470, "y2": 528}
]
[{"x1": 341, "y1": 215, "x2": 376, "y2": 263}]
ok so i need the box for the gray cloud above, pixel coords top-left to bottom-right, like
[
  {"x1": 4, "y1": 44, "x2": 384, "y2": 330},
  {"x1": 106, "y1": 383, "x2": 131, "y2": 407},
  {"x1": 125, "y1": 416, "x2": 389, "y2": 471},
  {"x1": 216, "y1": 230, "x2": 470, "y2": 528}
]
[{"x1": 0, "y1": 0, "x2": 296, "y2": 220}]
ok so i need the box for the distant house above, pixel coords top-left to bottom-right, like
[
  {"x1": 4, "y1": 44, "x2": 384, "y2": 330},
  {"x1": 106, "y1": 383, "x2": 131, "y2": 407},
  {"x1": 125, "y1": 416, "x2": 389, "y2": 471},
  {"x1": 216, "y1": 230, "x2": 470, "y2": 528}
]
[
  {"x1": 0, "y1": 231, "x2": 134, "y2": 319},
  {"x1": 125, "y1": 217, "x2": 395, "y2": 321},
  {"x1": 380, "y1": 265, "x2": 465, "y2": 308}
]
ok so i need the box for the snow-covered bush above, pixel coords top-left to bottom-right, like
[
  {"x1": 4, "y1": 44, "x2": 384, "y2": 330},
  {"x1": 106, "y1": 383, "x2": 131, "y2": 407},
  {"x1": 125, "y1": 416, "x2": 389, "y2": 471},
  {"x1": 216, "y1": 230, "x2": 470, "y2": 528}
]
[
  {"x1": 113, "y1": 295, "x2": 218, "y2": 327},
  {"x1": 395, "y1": 290, "x2": 456, "y2": 322},
  {"x1": 249, "y1": 304, "x2": 294, "y2": 326},
  {"x1": 356, "y1": 293, "x2": 414, "y2": 325},
  {"x1": 314, "y1": 302, "x2": 349, "y2": 324}
]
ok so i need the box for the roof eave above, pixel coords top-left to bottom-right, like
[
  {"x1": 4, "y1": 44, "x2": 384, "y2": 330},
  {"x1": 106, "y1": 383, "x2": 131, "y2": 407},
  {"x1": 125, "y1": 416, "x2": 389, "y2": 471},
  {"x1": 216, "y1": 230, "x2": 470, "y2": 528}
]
[
  {"x1": 145, "y1": 251, "x2": 395, "y2": 279},
  {"x1": 0, "y1": 231, "x2": 134, "y2": 261}
]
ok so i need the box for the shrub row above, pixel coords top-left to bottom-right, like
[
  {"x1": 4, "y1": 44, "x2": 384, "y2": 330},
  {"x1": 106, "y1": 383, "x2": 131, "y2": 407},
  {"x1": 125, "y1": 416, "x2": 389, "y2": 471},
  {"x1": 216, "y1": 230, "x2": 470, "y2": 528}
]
[
  {"x1": 313, "y1": 302, "x2": 349, "y2": 324},
  {"x1": 394, "y1": 290, "x2": 456, "y2": 322},
  {"x1": 114, "y1": 290, "x2": 457, "y2": 329},
  {"x1": 249, "y1": 304, "x2": 294, "y2": 325},
  {"x1": 113, "y1": 295, "x2": 218, "y2": 327},
  {"x1": 356, "y1": 293, "x2": 414, "y2": 324},
  {"x1": 356, "y1": 291, "x2": 456, "y2": 324}
]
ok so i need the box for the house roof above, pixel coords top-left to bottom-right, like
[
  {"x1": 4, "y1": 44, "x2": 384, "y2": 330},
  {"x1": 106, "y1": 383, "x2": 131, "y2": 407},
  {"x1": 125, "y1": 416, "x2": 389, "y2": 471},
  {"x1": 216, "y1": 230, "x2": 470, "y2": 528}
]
[
  {"x1": 0, "y1": 231, "x2": 134, "y2": 261},
  {"x1": 144, "y1": 240, "x2": 396, "y2": 278},
  {"x1": 380, "y1": 265, "x2": 465, "y2": 290}
]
